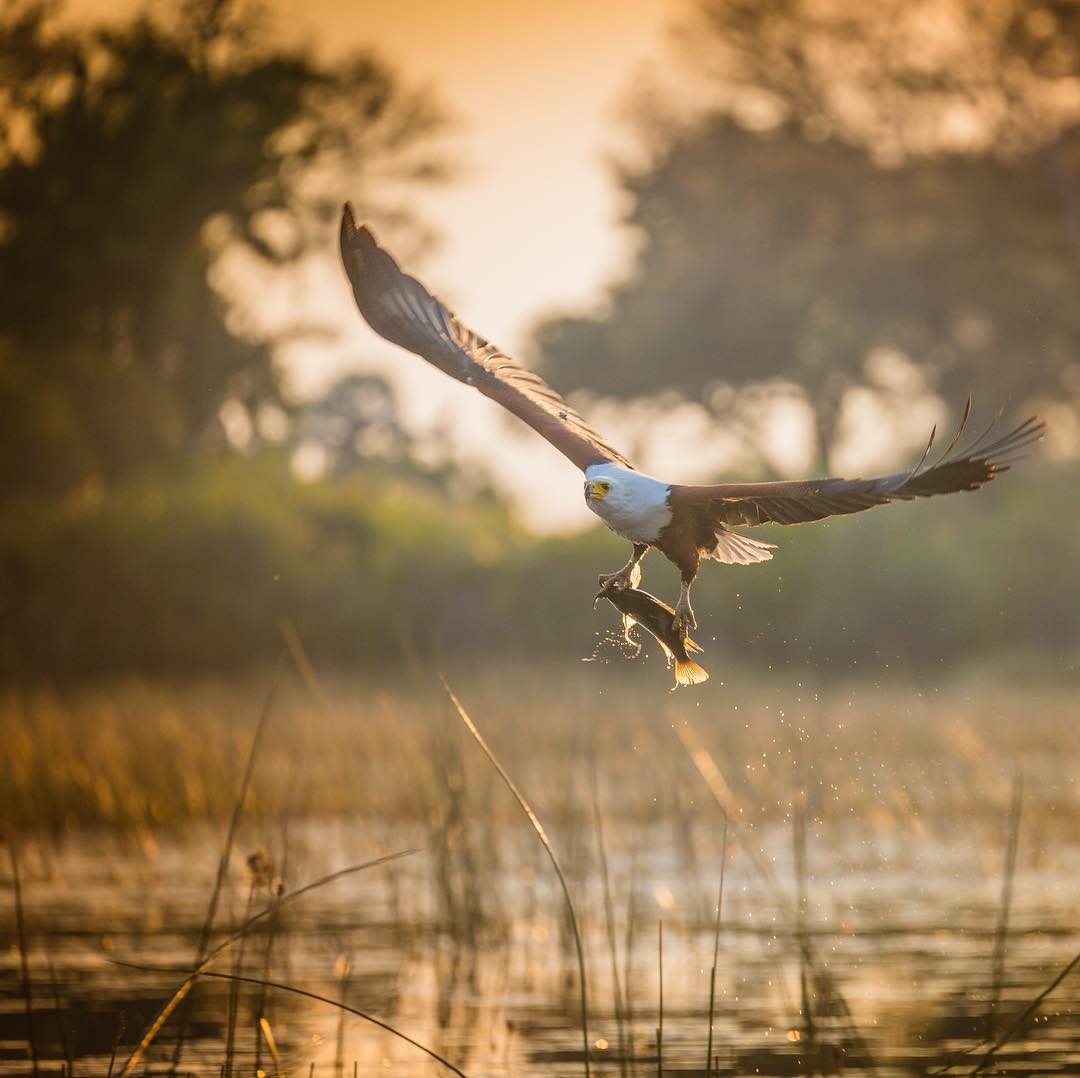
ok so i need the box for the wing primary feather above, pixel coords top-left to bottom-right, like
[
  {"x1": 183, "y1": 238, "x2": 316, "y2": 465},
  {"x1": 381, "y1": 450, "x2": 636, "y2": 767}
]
[
  {"x1": 677, "y1": 410, "x2": 1043, "y2": 531},
  {"x1": 339, "y1": 206, "x2": 633, "y2": 472},
  {"x1": 903, "y1": 424, "x2": 938, "y2": 485},
  {"x1": 928, "y1": 396, "x2": 972, "y2": 469},
  {"x1": 960, "y1": 415, "x2": 1002, "y2": 459}
]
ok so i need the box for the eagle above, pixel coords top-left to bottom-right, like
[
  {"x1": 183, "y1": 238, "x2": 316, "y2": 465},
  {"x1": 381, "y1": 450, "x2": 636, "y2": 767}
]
[{"x1": 339, "y1": 205, "x2": 1044, "y2": 634}]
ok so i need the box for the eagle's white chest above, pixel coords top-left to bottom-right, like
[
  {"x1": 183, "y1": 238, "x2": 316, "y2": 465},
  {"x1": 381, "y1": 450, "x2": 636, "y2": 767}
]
[{"x1": 584, "y1": 464, "x2": 673, "y2": 543}]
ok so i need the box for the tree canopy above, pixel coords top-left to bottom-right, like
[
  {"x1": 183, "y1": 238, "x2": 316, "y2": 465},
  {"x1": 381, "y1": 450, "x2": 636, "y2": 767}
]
[
  {"x1": 0, "y1": 0, "x2": 446, "y2": 501},
  {"x1": 535, "y1": 0, "x2": 1080, "y2": 467}
]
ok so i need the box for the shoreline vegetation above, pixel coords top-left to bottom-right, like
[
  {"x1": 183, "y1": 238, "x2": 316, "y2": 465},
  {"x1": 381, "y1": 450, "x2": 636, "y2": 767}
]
[{"x1": 1, "y1": 455, "x2": 1076, "y2": 682}]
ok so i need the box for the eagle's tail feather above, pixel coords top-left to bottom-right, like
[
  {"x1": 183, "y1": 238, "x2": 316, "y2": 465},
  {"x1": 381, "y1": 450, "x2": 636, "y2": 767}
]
[{"x1": 710, "y1": 528, "x2": 776, "y2": 565}]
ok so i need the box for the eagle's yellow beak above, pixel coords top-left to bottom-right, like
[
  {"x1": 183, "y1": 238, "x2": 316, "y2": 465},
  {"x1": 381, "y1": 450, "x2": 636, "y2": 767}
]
[{"x1": 586, "y1": 480, "x2": 611, "y2": 501}]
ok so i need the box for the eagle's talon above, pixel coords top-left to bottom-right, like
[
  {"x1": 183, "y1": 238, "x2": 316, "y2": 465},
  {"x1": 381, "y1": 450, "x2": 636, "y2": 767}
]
[{"x1": 672, "y1": 602, "x2": 697, "y2": 635}]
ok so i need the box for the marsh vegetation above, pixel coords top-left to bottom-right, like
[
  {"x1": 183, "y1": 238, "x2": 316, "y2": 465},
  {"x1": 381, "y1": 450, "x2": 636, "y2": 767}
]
[{"x1": 4, "y1": 662, "x2": 1080, "y2": 1075}]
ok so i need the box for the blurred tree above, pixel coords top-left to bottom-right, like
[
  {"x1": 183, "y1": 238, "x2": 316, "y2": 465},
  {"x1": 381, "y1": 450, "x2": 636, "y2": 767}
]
[
  {"x1": 293, "y1": 373, "x2": 411, "y2": 479},
  {"x1": 0, "y1": 0, "x2": 447, "y2": 501},
  {"x1": 677, "y1": 0, "x2": 1080, "y2": 161},
  {"x1": 535, "y1": 0, "x2": 1080, "y2": 467}
]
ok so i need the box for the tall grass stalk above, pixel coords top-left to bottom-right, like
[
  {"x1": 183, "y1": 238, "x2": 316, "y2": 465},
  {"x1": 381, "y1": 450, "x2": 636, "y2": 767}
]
[
  {"x1": 794, "y1": 796, "x2": 816, "y2": 1055},
  {"x1": 172, "y1": 655, "x2": 284, "y2": 1072},
  {"x1": 624, "y1": 858, "x2": 638, "y2": 1076},
  {"x1": 705, "y1": 820, "x2": 728, "y2": 1078},
  {"x1": 258, "y1": 1018, "x2": 282, "y2": 1078},
  {"x1": 968, "y1": 944, "x2": 1080, "y2": 1075},
  {"x1": 988, "y1": 772, "x2": 1023, "y2": 1039},
  {"x1": 9, "y1": 842, "x2": 38, "y2": 1078},
  {"x1": 334, "y1": 953, "x2": 351, "y2": 1078},
  {"x1": 119, "y1": 851, "x2": 417, "y2": 1077},
  {"x1": 254, "y1": 856, "x2": 287, "y2": 1075},
  {"x1": 656, "y1": 919, "x2": 663, "y2": 1078},
  {"x1": 224, "y1": 881, "x2": 257, "y2": 1077},
  {"x1": 440, "y1": 676, "x2": 591, "y2": 1078},
  {"x1": 279, "y1": 617, "x2": 333, "y2": 717},
  {"x1": 46, "y1": 954, "x2": 74, "y2": 1077},
  {"x1": 105, "y1": 1013, "x2": 125, "y2": 1078},
  {"x1": 592, "y1": 787, "x2": 629, "y2": 1077}
]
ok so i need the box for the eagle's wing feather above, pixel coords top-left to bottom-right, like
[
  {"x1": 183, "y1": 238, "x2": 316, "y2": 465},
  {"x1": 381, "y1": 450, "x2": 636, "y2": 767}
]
[
  {"x1": 671, "y1": 410, "x2": 1044, "y2": 528},
  {"x1": 340, "y1": 205, "x2": 633, "y2": 472}
]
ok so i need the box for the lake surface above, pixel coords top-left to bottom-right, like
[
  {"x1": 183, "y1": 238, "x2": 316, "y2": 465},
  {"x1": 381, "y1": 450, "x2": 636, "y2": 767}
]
[{"x1": 5, "y1": 812, "x2": 1080, "y2": 1076}]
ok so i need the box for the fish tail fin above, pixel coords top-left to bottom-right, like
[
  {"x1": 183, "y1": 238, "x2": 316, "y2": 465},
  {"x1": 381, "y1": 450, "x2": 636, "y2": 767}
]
[{"x1": 674, "y1": 656, "x2": 710, "y2": 687}]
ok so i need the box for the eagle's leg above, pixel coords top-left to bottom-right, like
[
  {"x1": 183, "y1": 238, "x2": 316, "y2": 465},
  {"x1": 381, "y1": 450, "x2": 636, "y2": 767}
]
[
  {"x1": 671, "y1": 558, "x2": 700, "y2": 635},
  {"x1": 598, "y1": 543, "x2": 650, "y2": 590},
  {"x1": 673, "y1": 580, "x2": 697, "y2": 634}
]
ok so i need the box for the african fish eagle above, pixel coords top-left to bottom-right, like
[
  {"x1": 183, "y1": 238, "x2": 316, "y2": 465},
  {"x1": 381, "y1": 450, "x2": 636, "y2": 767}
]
[{"x1": 339, "y1": 205, "x2": 1044, "y2": 634}]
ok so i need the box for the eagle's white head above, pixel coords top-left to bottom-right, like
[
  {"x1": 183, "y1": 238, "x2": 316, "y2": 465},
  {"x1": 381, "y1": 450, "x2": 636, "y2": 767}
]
[{"x1": 583, "y1": 463, "x2": 672, "y2": 543}]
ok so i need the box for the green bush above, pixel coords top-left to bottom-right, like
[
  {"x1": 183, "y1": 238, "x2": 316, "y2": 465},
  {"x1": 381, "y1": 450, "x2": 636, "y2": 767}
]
[{"x1": 1, "y1": 455, "x2": 1075, "y2": 680}]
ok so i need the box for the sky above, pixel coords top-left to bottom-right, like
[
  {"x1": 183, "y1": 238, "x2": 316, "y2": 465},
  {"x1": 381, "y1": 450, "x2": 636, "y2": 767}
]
[
  {"x1": 77, "y1": 0, "x2": 683, "y2": 530},
  {"x1": 264, "y1": 0, "x2": 677, "y2": 359}
]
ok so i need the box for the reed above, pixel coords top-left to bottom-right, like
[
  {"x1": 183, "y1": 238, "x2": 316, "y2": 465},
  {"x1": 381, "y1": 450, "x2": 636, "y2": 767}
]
[
  {"x1": 223, "y1": 879, "x2": 256, "y2": 1077},
  {"x1": 705, "y1": 820, "x2": 727, "y2": 1078},
  {"x1": 172, "y1": 655, "x2": 284, "y2": 1072},
  {"x1": 988, "y1": 771, "x2": 1023, "y2": 1038},
  {"x1": 9, "y1": 843, "x2": 38, "y2": 1078},
  {"x1": 623, "y1": 856, "x2": 639, "y2": 1077},
  {"x1": 333, "y1": 952, "x2": 351, "y2": 1078},
  {"x1": 793, "y1": 795, "x2": 816, "y2": 1058},
  {"x1": 46, "y1": 954, "x2": 74, "y2": 1078},
  {"x1": 253, "y1": 855, "x2": 286, "y2": 1075},
  {"x1": 441, "y1": 676, "x2": 592, "y2": 1078},
  {"x1": 592, "y1": 785, "x2": 629, "y2": 1076},
  {"x1": 258, "y1": 1018, "x2": 282, "y2": 1078},
  {"x1": 105, "y1": 1013, "x2": 125, "y2": 1078},
  {"x1": 968, "y1": 944, "x2": 1080, "y2": 1075},
  {"x1": 655, "y1": 919, "x2": 663, "y2": 1078}
]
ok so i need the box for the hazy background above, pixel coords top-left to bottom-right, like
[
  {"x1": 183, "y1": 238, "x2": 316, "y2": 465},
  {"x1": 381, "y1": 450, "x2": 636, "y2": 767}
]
[
  {"x1": 1, "y1": 0, "x2": 1078, "y2": 678},
  {"x1": 4, "y1": 5, "x2": 1080, "y2": 1074}
]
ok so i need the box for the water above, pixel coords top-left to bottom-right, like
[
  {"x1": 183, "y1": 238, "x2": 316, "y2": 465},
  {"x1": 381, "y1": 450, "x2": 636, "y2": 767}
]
[{"x1": 5, "y1": 815, "x2": 1080, "y2": 1076}]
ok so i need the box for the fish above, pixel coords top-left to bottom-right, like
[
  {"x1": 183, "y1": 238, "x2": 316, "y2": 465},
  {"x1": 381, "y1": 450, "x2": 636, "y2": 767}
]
[{"x1": 593, "y1": 576, "x2": 710, "y2": 687}]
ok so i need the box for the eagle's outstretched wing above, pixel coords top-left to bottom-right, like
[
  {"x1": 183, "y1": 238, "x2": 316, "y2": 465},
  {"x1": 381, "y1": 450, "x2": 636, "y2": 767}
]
[
  {"x1": 671, "y1": 405, "x2": 1044, "y2": 528},
  {"x1": 340, "y1": 205, "x2": 633, "y2": 472}
]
